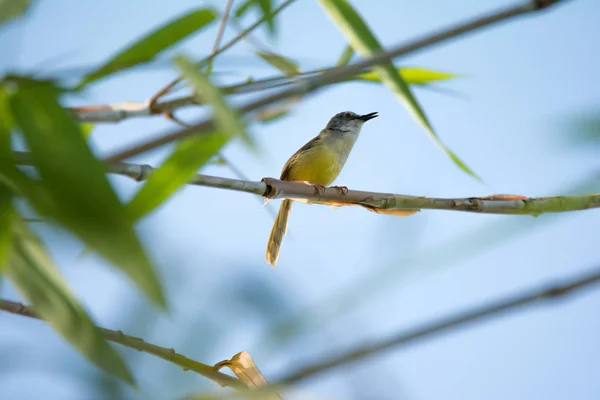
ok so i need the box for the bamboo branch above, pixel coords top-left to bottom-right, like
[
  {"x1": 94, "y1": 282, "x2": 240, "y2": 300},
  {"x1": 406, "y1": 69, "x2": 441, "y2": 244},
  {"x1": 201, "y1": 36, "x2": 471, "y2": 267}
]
[
  {"x1": 67, "y1": 68, "x2": 324, "y2": 124},
  {"x1": 13, "y1": 152, "x2": 600, "y2": 216},
  {"x1": 277, "y1": 266, "x2": 600, "y2": 384},
  {"x1": 0, "y1": 299, "x2": 245, "y2": 390},
  {"x1": 104, "y1": 0, "x2": 569, "y2": 162}
]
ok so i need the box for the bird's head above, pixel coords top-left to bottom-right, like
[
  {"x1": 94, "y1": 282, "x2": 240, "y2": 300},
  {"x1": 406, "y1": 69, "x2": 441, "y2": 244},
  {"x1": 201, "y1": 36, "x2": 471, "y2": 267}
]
[{"x1": 326, "y1": 111, "x2": 378, "y2": 132}]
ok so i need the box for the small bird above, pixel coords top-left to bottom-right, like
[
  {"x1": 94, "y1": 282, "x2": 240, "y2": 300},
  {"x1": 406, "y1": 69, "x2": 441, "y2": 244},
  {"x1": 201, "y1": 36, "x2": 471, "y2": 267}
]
[{"x1": 265, "y1": 111, "x2": 379, "y2": 267}]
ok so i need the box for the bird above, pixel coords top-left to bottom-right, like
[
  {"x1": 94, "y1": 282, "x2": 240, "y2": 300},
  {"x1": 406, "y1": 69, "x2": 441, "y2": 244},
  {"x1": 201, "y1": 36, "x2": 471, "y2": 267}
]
[{"x1": 265, "y1": 111, "x2": 379, "y2": 267}]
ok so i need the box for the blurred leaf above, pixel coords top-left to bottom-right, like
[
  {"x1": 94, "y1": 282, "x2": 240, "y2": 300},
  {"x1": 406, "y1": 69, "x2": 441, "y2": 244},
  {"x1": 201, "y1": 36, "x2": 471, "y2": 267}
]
[
  {"x1": 7, "y1": 77, "x2": 165, "y2": 308},
  {"x1": 357, "y1": 67, "x2": 458, "y2": 85},
  {"x1": 236, "y1": 0, "x2": 275, "y2": 34},
  {"x1": 0, "y1": 0, "x2": 30, "y2": 25},
  {"x1": 0, "y1": 184, "x2": 16, "y2": 271},
  {"x1": 258, "y1": 0, "x2": 274, "y2": 33},
  {"x1": 79, "y1": 8, "x2": 217, "y2": 87},
  {"x1": 127, "y1": 131, "x2": 229, "y2": 221},
  {"x1": 80, "y1": 123, "x2": 95, "y2": 139},
  {"x1": 318, "y1": 0, "x2": 479, "y2": 180},
  {"x1": 255, "y1": 96, "x2": 300, "y2": 123},
  {"x1": 0, "y1": 85, "x2": 52, "y2": 213},
  {"x1": 562, "y1": 111, "x2": 600, "y2": 147},
  {"x1": 0, "y1": 87, "x2": 26, "y2": 271},
  {"x1": 234, "y1": 0, "x2": 253, "y2": 18},
  {"x1": 336, "y1": 44, "x2": 354, "y2": 67},
  {"x1": 6, "y1": 224, "x2": 134, "y2": 384},
  {"x1": 0, "y1": 85, "x2": 12, "y2": 151},
  {"x1": 175, "y1": 56, "x2": 252, "y2": 145},
  {"x1": 255, "y1": 51, "x2": 299, "y2": 76}
]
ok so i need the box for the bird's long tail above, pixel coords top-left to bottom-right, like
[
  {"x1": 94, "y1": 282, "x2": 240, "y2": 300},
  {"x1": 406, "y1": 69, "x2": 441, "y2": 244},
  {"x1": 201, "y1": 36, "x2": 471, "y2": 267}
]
[{"x1": 266, "y1": 199, "x2": 292, "y2": 267}]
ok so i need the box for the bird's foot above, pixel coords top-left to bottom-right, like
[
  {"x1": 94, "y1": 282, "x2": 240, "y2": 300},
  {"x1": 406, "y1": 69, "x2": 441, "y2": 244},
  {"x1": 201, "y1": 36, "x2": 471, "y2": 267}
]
[
  {"x1": 295, "y1": 181, "x2": 326, "y2": 196},
  {"x1": 312, "y1": 183, "x2": 326, "y2": 196},
  {"x1": 331, "y1": 185, "x2": 348, "y2": 195}
]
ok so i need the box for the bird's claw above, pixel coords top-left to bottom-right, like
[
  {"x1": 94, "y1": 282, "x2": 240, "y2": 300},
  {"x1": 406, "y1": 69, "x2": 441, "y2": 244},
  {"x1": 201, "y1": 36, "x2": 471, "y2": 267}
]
[
  {"x1": 295, "y1": 180, "x2": 326, "y2": 196},
  {"x1": 331, "y1": 185, "x2": 348, "y2": 195},
  {"x1": 312, "y1": 184, "x2": 326, "y2": 196}
]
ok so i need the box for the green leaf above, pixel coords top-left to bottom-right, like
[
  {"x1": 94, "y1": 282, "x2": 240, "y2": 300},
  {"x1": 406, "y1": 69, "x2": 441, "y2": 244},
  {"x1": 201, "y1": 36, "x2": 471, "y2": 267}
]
[
  {"x1": 0, "y1": 0, "x2": 30, "y2": 25},
  {"x1": 318, "y1": 0, "x2": 479, "y2": 180},
  {"x1": 80, "y1": 123, "x2": 95, "y2": 139},
  {"x1": 236, "y1": 0, "x2": 275, "y2": 34},
  {"x1": 127, "y1": 132, "x2": 229, "y2": 221},
  {"x1": 255, "y1": 51, "x2": 299, "y2": 76},
  {"x1": 79, "y1": 8, "x2": 217, "y2": 87},
  {"x1": 0, "y1": 89, "x2": 15, "y2": 271},
  {"x1": 336, "y1": 44, "x2": 354, "y2": 67},
  {"x1": 234, "y1": 0, "x2": 254, "y2": 18},
  {"x1": 0, "y1": 84, "x2": 13, "y2": 153},
  {"x1": 6, "y1": 224, "x2": 134, "y2": 384},
  {"x1": 0, "y1": 184, "x2": 16, "y2": 271},
  {"x1": 257, "y1": 0, "x2": 275, "y2": 34},
  {"x1": 7, "y1": 78, "x2": 166, "y2": 308},
  {"x1": 357, "y1": 67, "x2": 458, "y2": 85},
  {"x1": 0, "y1": 87, "x2": 50, "y2": 213},
  {"x1": 0, "y1": 90, "x2": 20, "y2": 268},
  {"x1": 175, "y1": 56, "x2": 251, "y2": 145}
]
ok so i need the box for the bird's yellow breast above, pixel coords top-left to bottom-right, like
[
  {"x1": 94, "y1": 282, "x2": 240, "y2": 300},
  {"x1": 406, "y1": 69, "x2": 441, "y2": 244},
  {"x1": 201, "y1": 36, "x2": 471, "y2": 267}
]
[{"x1": 282, "y1": 145, "x2": 341, "y2": 186}]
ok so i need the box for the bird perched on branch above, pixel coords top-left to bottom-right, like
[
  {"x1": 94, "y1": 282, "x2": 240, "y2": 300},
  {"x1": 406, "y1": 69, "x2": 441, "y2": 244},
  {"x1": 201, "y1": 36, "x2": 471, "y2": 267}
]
[{"x1": 265, "y1": 111, "x2": 379, "y2": 267}]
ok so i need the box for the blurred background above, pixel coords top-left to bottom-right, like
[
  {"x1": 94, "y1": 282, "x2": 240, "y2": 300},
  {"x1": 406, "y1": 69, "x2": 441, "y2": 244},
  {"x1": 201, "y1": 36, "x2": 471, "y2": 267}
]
[{"x1": 1, "y1": 0, "x2": 600, "y2": 399}]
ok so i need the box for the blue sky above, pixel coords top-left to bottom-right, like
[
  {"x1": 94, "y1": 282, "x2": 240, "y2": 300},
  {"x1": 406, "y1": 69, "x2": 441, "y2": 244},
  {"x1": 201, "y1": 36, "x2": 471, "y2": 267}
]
[{"x1": 1, "y1": 0, "x2": 599, "y2": 399}]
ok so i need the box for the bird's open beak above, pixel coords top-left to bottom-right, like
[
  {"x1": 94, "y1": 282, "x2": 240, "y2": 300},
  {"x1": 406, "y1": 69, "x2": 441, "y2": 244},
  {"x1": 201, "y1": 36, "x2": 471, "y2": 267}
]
[{"x1": 359, "y1": 112, "x2": 378, "y2": 122}]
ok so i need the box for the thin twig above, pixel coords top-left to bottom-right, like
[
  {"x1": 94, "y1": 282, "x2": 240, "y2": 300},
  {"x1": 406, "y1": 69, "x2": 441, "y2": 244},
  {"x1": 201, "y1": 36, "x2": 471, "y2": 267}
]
[
  {"x1": 106, "y1": 0, "x2": 568, "y2": 162},
  {"x1": 205, "y1": 0, "x2": 235, "y2": 77},
  {"x1": 13, "y1": 151, "x2": 600, "y2": 216},
  {"x1": 0, "y1": 299, "x2": 245, "y2": 390},
  {"x1": 147, "y1": 0, "x2": 298, "y2": 108},
  {"x1": 277, "y1": 266, "x2": 600, "y2": 384}
]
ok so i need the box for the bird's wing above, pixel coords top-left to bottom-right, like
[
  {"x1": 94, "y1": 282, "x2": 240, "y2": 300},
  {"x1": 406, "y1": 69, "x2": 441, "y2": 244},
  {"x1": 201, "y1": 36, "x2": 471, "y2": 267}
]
[{"x1": 280, "y1": 133, "x2": 323, "y2": 181}]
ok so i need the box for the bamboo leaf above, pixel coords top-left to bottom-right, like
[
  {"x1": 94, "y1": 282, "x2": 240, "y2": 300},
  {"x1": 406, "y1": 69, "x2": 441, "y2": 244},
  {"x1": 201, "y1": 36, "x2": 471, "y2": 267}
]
[
  {"x1": 236, "y1": 0, "x2": 275, "y2": 34},
  {"x1": 257, "y1": 0, "x2": 275, "y2": 34},
  {"x1": 80, "y1": 123, "x2": 95, "y2": 139},
  {"x1": 6, "y1": 224, "x2": 135, "y2": 384},
  {"x1": 336, "y1": 44, "x2": 354, "y2": 67},
  {"x1": 127, "y1": 132, "x2": 229, "y2": 221},
  {"x1": 234, "y1": 0, "x2": 254, "y2": 18},
  {"x1": 0, "y1": 85, "x2": 52, "y2": 218},
  {"x1": 0, "y1": 89, "x2": 20, "y2": 271},
  {"x1": 255, "y1": 51, "x2": 299, "y2": 76},
  {"x1": 0, "y1": 85, "x2": 12, "y2": 152},
  {"x1": 357, "y1": 67, "x2": 458, "y2": 85},
  {"x1": 175, "y1": 56, "x2": 251, "y2": 145},
  {"x1": 7, "y1": 78, "x2": 166, "y2": 308},
  {"x1": 0, "y1": 184, "x2": 16, "y2": 271},
  {"x1": 79, "y1": 8, "x2": 217, "y2": 87},
  {"x1": 318, "y1": 0, "x2": 479, "y2": 180},
  {"x1": 0, "y1": 0, "x2": 30, "y2": 25}
]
